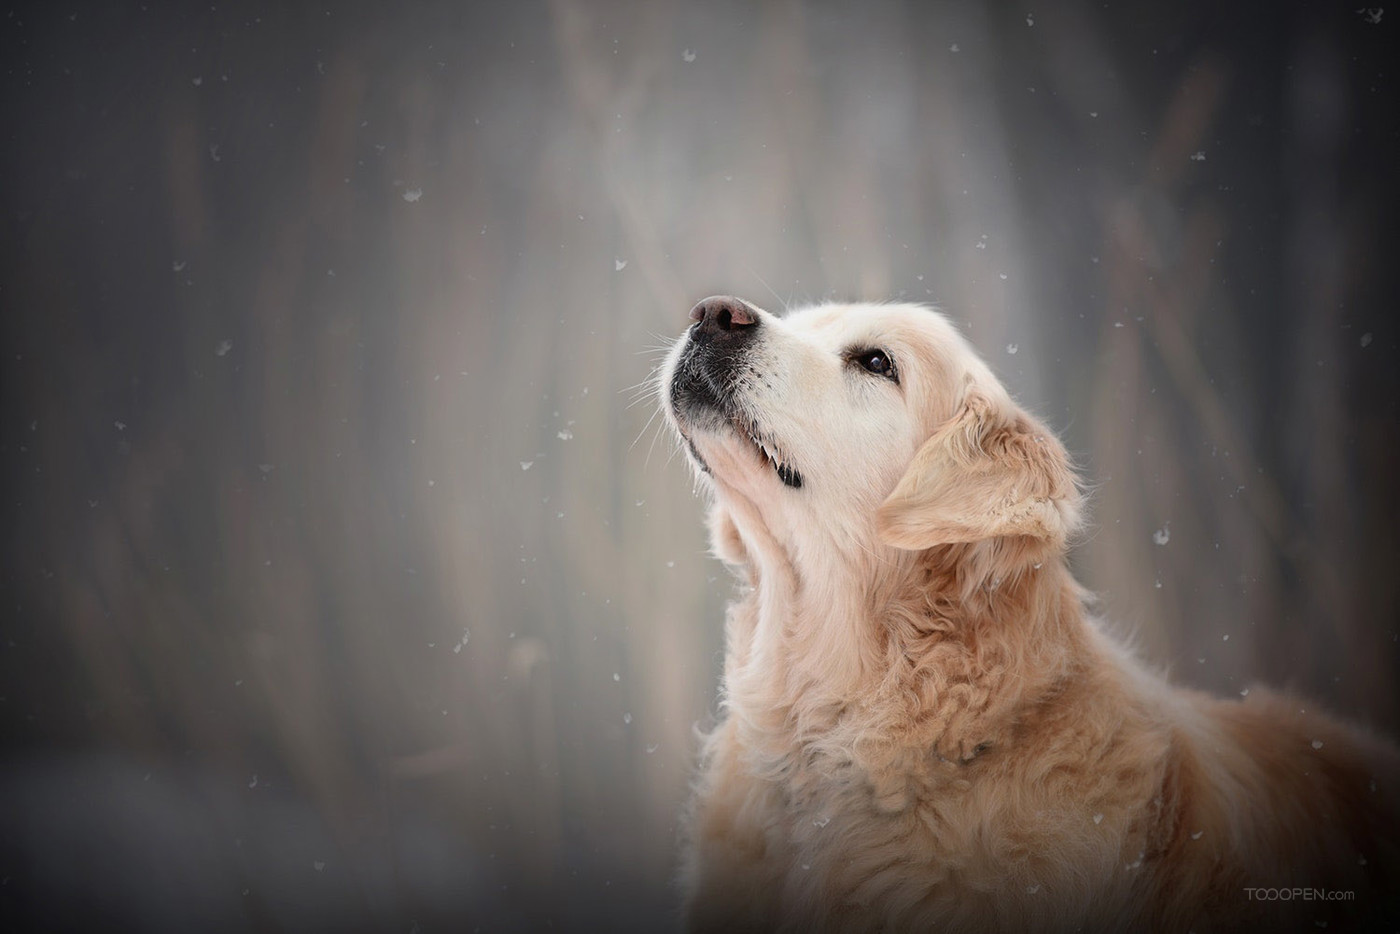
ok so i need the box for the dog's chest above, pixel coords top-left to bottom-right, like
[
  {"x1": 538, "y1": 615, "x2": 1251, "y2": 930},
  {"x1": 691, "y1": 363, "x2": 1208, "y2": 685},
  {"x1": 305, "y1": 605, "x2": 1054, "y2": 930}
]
[{"x1": 708, "y1": 740, "x2": 1149, "y2": 930}]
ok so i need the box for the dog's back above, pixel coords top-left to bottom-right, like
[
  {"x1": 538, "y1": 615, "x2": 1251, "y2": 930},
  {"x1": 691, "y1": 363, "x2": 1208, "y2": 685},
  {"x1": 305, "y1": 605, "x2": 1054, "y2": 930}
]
[{"x1": 1142, "y1": 687, "x2": 1400, "y2": 930}]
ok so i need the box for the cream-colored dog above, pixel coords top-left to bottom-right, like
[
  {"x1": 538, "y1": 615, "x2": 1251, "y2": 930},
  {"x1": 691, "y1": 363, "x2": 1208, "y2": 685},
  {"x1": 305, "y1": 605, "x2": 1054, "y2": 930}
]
[{"x1": 660, "y1": 296, "x2": 1399, "y2": 932}]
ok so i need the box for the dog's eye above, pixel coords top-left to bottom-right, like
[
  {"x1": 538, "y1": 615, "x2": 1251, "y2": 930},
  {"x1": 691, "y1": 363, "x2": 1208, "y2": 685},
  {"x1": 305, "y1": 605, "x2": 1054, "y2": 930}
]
[{"x1": 851, "y1": 349, "x2": 897, "y2": 381}]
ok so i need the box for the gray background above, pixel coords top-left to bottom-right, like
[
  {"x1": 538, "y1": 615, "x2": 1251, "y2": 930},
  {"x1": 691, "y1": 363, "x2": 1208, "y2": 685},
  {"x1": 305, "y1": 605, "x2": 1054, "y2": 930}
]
[{"x1": 2, "y1": 1, "x2": 1397, "y2": 931}]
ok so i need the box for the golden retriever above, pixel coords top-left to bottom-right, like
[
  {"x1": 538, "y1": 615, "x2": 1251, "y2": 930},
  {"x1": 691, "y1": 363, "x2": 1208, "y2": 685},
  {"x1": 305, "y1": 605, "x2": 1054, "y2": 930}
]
[{"x1": 659, "y1": 296, "x2": 1400, "y2": 932}]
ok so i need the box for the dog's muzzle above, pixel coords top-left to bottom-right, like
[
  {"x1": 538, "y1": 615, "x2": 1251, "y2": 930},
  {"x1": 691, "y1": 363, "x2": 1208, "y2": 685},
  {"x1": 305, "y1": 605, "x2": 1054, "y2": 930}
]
[
  {"x1": 669, "y1": 295, "x2": 760, "y2": 421},
  {"x1": 668, "y1": 296, "x2": 803, "y2": 489}
]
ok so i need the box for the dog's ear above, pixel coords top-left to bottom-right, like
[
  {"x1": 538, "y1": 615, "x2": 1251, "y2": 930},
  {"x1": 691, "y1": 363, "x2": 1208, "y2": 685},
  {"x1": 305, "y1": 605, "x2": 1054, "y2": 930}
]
[{"x1": 877, "y1": 389, "x2": 1081, "y2": 551}]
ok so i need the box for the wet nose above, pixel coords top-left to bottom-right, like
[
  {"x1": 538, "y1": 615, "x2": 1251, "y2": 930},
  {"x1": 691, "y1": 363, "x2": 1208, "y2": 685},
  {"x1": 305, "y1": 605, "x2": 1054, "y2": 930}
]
[{"x1": 688, "y1": 295, "x2": 758, "y2": 335}]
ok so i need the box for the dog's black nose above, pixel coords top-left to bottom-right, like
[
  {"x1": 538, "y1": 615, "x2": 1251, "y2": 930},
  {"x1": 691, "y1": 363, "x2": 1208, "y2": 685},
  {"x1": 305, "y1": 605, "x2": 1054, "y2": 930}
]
[{"x1": 689, "y1": 296, "x2": 759, "y2": 336}]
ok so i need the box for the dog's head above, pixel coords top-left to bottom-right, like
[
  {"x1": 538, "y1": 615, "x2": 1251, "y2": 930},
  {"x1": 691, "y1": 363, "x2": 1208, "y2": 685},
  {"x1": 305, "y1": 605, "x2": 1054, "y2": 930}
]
[{"x1": 662, "y1": 296, "x2": 1082, "y2": 587}]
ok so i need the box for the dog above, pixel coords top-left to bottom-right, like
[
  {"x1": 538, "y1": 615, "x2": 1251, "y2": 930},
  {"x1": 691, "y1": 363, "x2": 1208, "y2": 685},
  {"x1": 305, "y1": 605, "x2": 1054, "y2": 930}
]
[{"x1": 659, "y1": 296, "x2": 1400, "y2": 932}]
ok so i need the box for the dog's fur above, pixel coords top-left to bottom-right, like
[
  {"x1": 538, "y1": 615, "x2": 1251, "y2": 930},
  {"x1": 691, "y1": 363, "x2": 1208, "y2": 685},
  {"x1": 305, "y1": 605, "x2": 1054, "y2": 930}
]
[{"x1": 660, "y1": 298, "x2": 1400, "y2": 932}]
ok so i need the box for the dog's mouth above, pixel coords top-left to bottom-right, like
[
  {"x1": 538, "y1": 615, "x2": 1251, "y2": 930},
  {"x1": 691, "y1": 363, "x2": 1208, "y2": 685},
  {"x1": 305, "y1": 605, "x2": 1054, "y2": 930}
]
[
  {"x1": 732, "y1": 412, "x2": 804, "y2": 489},
  {"x1": 669, "y1": 365, "x2": 804, "y2": 489}
]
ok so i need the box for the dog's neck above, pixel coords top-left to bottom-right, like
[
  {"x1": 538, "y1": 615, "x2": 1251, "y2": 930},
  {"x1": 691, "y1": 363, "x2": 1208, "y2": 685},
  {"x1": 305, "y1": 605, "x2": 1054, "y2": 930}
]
[
  {"x1": 718, "y1": 501, "x2": 1086, "y2": 783},
  {"x1": 714, "y1": 493, "x2": 901, "y2": 693}
]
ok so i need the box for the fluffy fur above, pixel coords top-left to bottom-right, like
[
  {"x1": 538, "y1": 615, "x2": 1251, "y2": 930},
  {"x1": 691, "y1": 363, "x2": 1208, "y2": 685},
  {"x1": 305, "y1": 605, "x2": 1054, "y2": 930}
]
[{"x1": 660, "y1": 298, "x2": 1400, "y2": 932}]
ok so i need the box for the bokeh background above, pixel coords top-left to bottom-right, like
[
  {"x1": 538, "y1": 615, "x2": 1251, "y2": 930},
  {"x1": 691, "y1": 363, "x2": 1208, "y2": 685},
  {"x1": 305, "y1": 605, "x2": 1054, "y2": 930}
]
[{"x1": 2, "y1": 1, "x2": 1397, "y2": 931}]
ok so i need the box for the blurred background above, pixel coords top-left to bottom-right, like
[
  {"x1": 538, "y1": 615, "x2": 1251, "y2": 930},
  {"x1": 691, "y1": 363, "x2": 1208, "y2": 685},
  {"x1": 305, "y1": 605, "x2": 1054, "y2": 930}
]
[{"x1": 2, "y1": 1, "x2": 1397, "y2": 931}]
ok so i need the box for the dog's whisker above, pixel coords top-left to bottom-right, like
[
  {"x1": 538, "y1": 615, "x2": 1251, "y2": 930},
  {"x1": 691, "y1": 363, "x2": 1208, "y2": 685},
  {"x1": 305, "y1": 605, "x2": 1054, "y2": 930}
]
[
  {"x1": 642, "y1": 416, "x2": 671, "y2": 470},
  {"x1": 623, "y1": 386, "x2": 663, "y2": 410},
  {"x1": 620, "y1": 363, "x2": 665, "y2": 395},
  {"x1": 745, "y1": 265, "x2": 789, "y2": 315},
  {"x1": 630, "y1": 401, "x2": 666, "y2": 454}
]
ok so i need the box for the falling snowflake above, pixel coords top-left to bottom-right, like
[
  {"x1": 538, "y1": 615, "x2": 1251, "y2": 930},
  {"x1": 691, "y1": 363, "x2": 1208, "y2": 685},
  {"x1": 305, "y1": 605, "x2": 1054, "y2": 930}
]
[
  {"x1": 1005, "y1": 344, "x2": 1019, "y2": 355},
  {"x1": 682, "y1": 49, "x2": 696, "y2": 62},
  {"x1": 215, "y1": 339, "x2": 233, "y2": 357},
  {"x1": 614, "y1": 258, "x2": 628, "y2": 271},
  {"x1": 1152, "y1": 525, "x2": 1170, "y2": 546},
  {"x1": 402, "y1": 187, "x2": 422, "y2": 202},
  {"x1": 1190, "y1": 151, "x2": 1206, "y2": 162}
]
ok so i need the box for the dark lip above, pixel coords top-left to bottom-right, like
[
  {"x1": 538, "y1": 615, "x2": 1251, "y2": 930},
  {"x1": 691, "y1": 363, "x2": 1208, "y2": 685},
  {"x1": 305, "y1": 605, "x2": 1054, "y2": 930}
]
[
  {"x1": 668, "y1": 349, "x2": 804, "y2": 490},
  {"x1": 725, "y1": 410, "x2": 803, "y2": 489}
]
